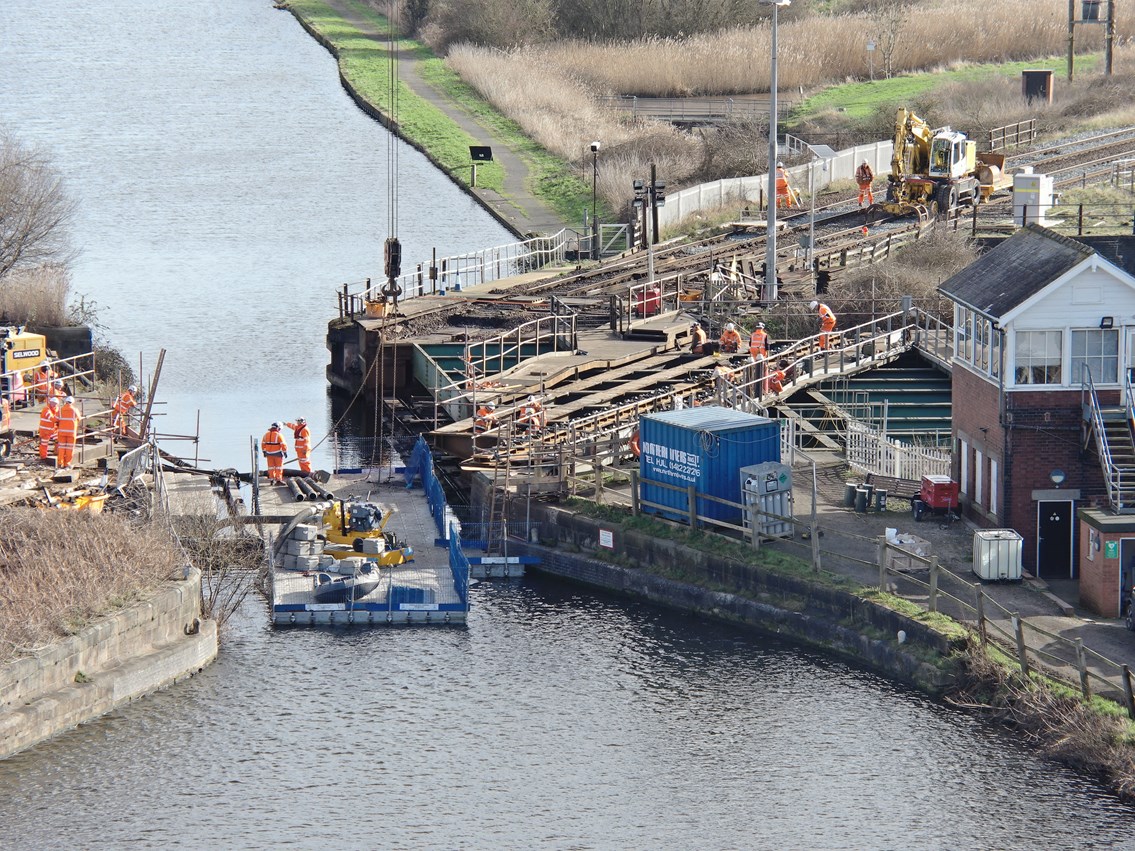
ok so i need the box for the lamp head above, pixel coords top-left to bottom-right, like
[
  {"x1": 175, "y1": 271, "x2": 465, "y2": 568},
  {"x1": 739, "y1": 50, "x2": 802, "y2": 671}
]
[{"x1": 590, "y1": 141, "x2": 601, "y2": 153}]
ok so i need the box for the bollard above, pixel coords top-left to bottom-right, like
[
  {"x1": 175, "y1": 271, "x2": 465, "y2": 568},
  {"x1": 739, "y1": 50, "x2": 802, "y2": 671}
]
[
  {"x1": 875, "y1": 488, "x2": 888, "y2": 511},
  {"x1": 844, "y1": 483, "x2": 859, "y2": 507},
  {"x1": 854, "y1": 487, "x2": 869, "y2": 513}
]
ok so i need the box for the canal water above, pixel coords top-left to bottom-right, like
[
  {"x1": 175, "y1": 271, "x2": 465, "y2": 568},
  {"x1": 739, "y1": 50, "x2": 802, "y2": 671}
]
[{"x1": 2, "y1": 2, "x2": 1135, "y2": 848}]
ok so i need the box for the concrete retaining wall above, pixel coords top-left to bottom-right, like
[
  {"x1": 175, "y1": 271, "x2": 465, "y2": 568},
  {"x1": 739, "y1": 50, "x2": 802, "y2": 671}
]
[
  {"x1": 0, "y1": 567, "x2": 218, "y2": 758},
  {"x1": 514, "y1": 502, "x2": 958, "y2": 694}
]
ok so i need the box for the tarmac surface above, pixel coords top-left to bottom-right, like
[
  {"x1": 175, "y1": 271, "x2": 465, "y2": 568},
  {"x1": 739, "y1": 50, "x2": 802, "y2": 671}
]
[
  {"x1": 798, "y1": 452, "x2": 1135, "y2": 696},
  {"x1": 312, "y1": 0, "x2": 568, "y2": 237}
]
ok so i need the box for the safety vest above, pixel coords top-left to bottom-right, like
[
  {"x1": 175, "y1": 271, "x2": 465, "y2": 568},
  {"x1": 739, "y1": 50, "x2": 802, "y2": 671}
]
[
  {"x1": 474, "y1": 407, "x2": 496, "y2": 432},
  {"x1": 38, "y1": 405, "x2": 57, "y2": 438},
  {"x1": 855, "y1": 164, "x2": 873, "y2": 184},
  {"x1": 720, "y1": 329, "x2": 742, "y2": 351},
  {"x1": 57, "y1": 403, "x2": 78, "y2": 437},
  {"x1": 770, "y1": 369, "x2": 786, "y2": 392},
  {"x1": 749, "y1": 329, "x2": 768, "y2": 357},
  {"x1": 262, "y1": 429, "x2": 287, "y2": 456},
  {"x1": 112, "y1": 390, "x2": 136, "y2": 415},
  {"x1": 817, "y1": 304, "x2": 836, "y2": 326},
  {"x1": 287, "y1": 422, "x2": 310, "y2": 454},
  {"x1": 775, "y1": 169, "x2": 790, "y2": 194}
]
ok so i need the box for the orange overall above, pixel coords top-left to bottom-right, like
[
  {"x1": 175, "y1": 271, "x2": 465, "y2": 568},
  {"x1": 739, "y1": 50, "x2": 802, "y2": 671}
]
[
  {"x1": 285, "y1": 421, "x2": 312, "y2": 473},
  {"x1": 56, "y1": 401, "x2": 79, "y2": 469},
  {"x1": 748, "y1": 328, "x2": 768, "y2": 361},
  {"x1": 855, "y1": 162, "x2": 875, "y2": 206},
  {"x1": 816, "y1": 303, "x2": 837, "y2": 349},
  {"x1": 262, "y1": 428, "x2": 288, "y2": 483},
  {"x1": 473, "y1": 406, "x2": 497, "y2": 433},
  {"x1": 719, "y1": 327, "x2": 743, "y2": 354},
  {"x1": 775, "y1": 167, "x2": 797, "y2": 208},
  {"x1": 38, "y1": 403, "x2": 58, "y2": 460},
  {"x1": 111, "y1": 389, "x2": 136, "y2": 436}
]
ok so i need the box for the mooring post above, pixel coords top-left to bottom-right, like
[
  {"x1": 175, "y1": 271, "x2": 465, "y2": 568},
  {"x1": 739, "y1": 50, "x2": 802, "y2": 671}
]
[
  {"x1": 976, "y1": 588, "x2": 988, "y2": 644},
  {"x1": 928, "y1": 556, "x2": 939, "y2": 613},
  {"x1": 1123, "y1": 665, "x2": 1135, "y2": 720},
  {"x1": 1075, "y1": 638, "x2": 1091, "y2": 700},
  {"x1": 877, "y1": 536, "x2": 887, "y2": 591},
  {"x1": 1012, "y1": 613, "x2": 1029, "y2": 678},
  {"x1": 630, "y1": 470, "x2": 640, "y2": 516}
]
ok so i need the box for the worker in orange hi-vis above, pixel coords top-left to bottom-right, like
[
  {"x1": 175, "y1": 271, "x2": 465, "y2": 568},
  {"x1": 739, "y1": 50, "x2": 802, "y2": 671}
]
[
  {"x1": 38, "y1": 397, "x2": 59, "y2": 461},
  {"x1": 473, "y1": 401, "x2": 497, "y2": 433},
  {"x1": 810, "y1": 299, "x2": 837, "y2": 349},
  {"x1": 48, "y1": 377, "x2": 65, "y2": 402},
  {"x1": 775, "y1": 162, "x2": 798, "y2": 209},
  {"x1": 768, "y1": 360, "x2": 790, "y2": 395},
  {"x1": 855, "y1": 159, "x2": 875, "y2": 206},
  {"x1": 33, "y1": 363, "x2": 51, "y2": 402},
  {"x1": 285, "y1": 418, "x2": 312, "y2": 474},
  {"x1": 56, "y1": 395, "x2": 80, "y2": 469},
  {"x1": 748, "y1": 322, "x2": 769, "y2": 361},
  {"x1": 719, "y1": 322, "x2": 743, "y2": 354},
  {"x1": 261, "y1": 422, "x2": 288, "y2": 484},
  {"x1": 111, "y1": 384, "x2": 137, "y2": 437}
]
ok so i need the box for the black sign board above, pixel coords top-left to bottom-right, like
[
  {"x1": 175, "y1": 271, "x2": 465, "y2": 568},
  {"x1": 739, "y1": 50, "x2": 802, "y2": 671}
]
[{"x1": 469, "y1": 146, "x2": 493, "y2": 162}]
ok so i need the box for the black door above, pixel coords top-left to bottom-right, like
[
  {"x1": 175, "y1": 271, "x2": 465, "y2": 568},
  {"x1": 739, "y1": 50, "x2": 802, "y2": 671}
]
[{"x1": 1037, "y1": 500, "x2": 1074, "y2": 579}]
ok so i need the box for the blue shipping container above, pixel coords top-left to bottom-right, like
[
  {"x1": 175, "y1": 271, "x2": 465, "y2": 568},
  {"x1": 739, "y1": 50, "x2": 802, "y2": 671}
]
[{"x1": 639, "y1": 406, "x2": 780, "y2": 526}]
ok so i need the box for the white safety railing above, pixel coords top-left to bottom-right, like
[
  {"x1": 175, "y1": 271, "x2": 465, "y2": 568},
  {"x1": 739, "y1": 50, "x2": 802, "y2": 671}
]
[
  {"x1": 657, "y1": 140, "x2": 894, "y2": 230},
  {"x1": 336, "y1": 230, "x2": 575, "y2": 318},
  {"x1": 846, "y1": 421, "x2": 951, "y2": 481}
]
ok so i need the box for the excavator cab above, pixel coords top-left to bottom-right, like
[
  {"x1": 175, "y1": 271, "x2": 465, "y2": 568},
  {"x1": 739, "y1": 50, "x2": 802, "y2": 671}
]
[{"x1": 928, "y1": 131, "x2": 975, "y2": 180}]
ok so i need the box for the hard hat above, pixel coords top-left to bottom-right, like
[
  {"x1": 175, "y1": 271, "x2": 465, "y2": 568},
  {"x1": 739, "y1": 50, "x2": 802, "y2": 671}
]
[
  {"x1": 64, "y1": 395, "x2": 74, "y2": 404},
  {"x1": 53, "y1": 379, "x2": 63, "y2": 387},
  {"x1": 128, "y1": 384, "x2": 137, "y2": 393},
  {"x1": 809, "y1": 300, "x2": 819, "y2": 310},
  {"x1": 47, "y1": 397, "x2": 59, "y2": 406},
  {"x1": 527, "y1": 396, "x2": 536, "y2": 405},
  {"x1": 757, "y1": 322, "x2": 765, "y2": 329},
  {"x1": 777, "y1": 161, "x2": 784, "y2": 168},
  {"x1": 691, "y1": 321, "x2": 700, "y2": 328},
  {"x1": 486, "y1": 402, "x2": 496, "y2": 409},
  {"x1": 271, "y1": 421, "x2": 281, "y2": 429},
  {"x1": 725, "y1": 323, "x2": 736, "y2": 331},
  {"x1": 297, "y1": 417, "x2": 306, "y2": 425},
  {"x1": 862, "y1": 159, "x2": 869, "y2": 165}
]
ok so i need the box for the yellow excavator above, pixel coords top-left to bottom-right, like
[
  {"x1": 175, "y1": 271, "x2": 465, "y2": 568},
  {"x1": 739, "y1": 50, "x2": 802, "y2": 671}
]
[{"x1": 884, "y1": 108, "x2": 1010, "y2": 219}]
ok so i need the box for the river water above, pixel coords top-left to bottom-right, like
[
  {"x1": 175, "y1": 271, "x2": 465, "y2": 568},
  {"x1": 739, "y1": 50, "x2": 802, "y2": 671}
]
[{"x1": 2, "y1": 2, "x2": 1135, "y2": 848}]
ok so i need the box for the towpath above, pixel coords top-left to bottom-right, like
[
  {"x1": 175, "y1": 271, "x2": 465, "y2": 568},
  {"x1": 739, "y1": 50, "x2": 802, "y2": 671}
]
[{"x1": 312, "y1": 0, "x2": 568, "y2": 238}]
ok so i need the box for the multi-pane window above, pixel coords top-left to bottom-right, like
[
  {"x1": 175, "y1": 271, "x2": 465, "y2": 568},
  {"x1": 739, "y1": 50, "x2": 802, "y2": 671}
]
[
  {"x1": 1071, "y1": 329, "x2": 1119, "y2": 384},
  {"x1": 1014, "y1": 330, "x2": 1063, "y2": 385}
]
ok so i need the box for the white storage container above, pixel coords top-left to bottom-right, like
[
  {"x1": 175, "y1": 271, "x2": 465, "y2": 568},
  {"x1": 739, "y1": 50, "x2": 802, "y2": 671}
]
[{"x1": 973, "y1": 529, "x2": 1023, "y2": 581}]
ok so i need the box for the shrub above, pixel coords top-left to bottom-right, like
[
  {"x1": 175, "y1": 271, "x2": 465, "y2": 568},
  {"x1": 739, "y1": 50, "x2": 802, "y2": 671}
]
[{"x1": 0, "y1": 264, "x2": 71, "y2": 327}]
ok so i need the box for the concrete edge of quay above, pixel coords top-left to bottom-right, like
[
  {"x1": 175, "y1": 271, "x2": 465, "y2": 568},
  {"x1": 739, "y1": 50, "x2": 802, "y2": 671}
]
[
  {"x1": 0, "y1": 568, "x2": 218, "y2": 759},
  {"x1": 510, "y1": 502, "x2": 958, "y2": 696}
]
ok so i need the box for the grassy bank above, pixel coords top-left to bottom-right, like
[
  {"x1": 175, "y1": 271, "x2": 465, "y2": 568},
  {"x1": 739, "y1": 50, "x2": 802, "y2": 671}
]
[
  {"x1": 287, "y1": 0, "x2": 594, "y2": 226},
  {"x1": 564, "y1": 499, "x2": 1135, "y2": 799}
]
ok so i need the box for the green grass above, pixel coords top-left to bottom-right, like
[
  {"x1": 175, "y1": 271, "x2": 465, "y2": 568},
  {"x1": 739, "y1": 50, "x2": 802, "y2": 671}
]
[
  {"x1": 290, "y1": 0, "x2": 593, "y2": 225},
  {"x1": 793, "y1": 55, "x2": 1100, "y2": 121}
]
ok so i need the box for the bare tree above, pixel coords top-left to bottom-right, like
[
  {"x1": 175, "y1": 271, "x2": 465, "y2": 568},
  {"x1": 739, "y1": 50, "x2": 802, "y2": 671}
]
[
  {"x1": 0, "y1": 132, "x2": 77, "y2": 280},
  {"x1": 871, "y1": 0, "x2": 908, "y2": 80}
]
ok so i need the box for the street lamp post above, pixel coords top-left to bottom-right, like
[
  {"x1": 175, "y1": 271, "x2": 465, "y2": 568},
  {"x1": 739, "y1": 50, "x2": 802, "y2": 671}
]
[
  {"x1": 590, "y1": 141, "x2": 601, "y2": 260},
  {"x1": 761, "y1": 0, "x2": 790, "y2": 303}
]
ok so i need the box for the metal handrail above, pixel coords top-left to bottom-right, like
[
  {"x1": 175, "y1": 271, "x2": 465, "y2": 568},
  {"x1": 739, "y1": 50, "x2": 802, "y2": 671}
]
[{"x1": 1082, "y1": 363, "x2": 1125, "y2": 510}]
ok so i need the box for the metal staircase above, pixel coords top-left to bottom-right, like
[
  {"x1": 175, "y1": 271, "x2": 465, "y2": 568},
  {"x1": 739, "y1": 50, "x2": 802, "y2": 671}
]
[{"x1": 1082, "y1": 367, "x2": 1135, "y2": 513}]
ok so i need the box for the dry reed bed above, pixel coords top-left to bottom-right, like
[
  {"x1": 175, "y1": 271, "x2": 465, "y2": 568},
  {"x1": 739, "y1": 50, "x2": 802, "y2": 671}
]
[
  {"x1": 0, "y1": 509, "x2": 182, "y2": 662},
  {"x1": 0, "y1": 265, "x2": 71, "y2": 326},
  {"x1": 527, "y1": 0, "x2": 1126, "y2": 96}
]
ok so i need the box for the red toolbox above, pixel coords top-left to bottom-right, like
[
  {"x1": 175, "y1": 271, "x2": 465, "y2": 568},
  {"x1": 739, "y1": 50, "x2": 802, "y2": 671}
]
[
  {"x1": 920, "y1": 475, "x2": 959, "y2": 510},
  {"x1": 633, "y1": 285, "x2": 662, "y2": 317}
]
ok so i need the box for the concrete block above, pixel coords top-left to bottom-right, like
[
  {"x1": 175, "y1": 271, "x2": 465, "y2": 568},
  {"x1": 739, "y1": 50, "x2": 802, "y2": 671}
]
[{"x1": 292, "y1": 524, "x2": 318, "y2": 541}]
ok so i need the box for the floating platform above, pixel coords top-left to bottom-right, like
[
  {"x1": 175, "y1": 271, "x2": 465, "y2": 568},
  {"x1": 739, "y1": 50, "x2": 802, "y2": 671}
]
[{"x1": 268, "y1": 479, "x2": 469, "y2": 626}]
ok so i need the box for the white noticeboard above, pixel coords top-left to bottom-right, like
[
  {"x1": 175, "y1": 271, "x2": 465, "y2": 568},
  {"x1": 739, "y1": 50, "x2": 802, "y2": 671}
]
[{"x1": 599, "y1": 529, "x2": 614, "y2": 549}]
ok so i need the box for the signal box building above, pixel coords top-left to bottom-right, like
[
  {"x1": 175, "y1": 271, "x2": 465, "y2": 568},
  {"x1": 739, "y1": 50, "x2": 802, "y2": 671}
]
[{"x1": 939, "y1": 225, "x2": 1135, "y2": 612}]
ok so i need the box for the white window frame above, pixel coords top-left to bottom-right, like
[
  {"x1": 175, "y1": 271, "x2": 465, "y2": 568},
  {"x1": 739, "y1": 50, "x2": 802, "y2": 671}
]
[
  {"x1": 1014, "y1": 330, "x2": 1063, "y2": 386},
  {"x1": 1071, "y1": 328, "x2": 1120, "y2": 386},
  {"x1": 990, "y1": 458, "x2": 999, "y2": 517},
  {"x1": 975, "y1": 450, "x2": 984, "y2": 507},
  {"x1": 960, "y1": 439, "x2": 970, "y2": 496}
]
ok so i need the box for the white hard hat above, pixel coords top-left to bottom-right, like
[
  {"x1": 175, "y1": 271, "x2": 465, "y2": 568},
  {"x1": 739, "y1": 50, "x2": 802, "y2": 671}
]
[
  {"x1": 725, "y1": 323, "x2": 735, "y2": 331},
  {"x1": 271, "y1": 421, "x2": 281, "y2": 429},
  {"x1": 47, "y1": 397, "x2": 59, "y2": 406},
  {"x1": 486, "y1": 402, "x2": 496, "y2": 409},
  {"x1": 777, "y1": 161, "x2": 784, "y2": 168},
  {"x1": 128, "y1": 384, "x2": 137, "y2": 393},
  {"x1": 297, "y1": 417, "x2": 306, "y2": 425},
  {"x1": 64, "y1": 395, "x2": 74, "y2": 404},
  {"x1": 862, "y1": 159, "x2": 869, "y2": 164},
  {"x1": 757, "y1": 322, "x2": 765, "y2": 329},
  {"x1": 527, "y1": 396, "x2": 536, "y2": 404},
  {"x1": 809, "y1": 300, "x2": 819, "y2": 310},
  {"x1": 53, "y1": 379, "x2": 63, "y2": 387}
]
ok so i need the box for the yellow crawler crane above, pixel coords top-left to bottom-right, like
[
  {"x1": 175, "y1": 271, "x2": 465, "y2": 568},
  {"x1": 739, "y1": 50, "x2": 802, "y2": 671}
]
[{"x1": 884, "y1": 108, "x2": 1009, "y2": 219}]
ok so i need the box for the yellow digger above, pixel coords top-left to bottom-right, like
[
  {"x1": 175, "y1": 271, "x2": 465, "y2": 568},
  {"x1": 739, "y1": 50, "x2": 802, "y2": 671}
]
[
  {"x1": 321, "y1": 499, "x2": 414, "y2": 566},
  {"x1": 884, "y1": 108, "x2": 1010, "y2": 219}
]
